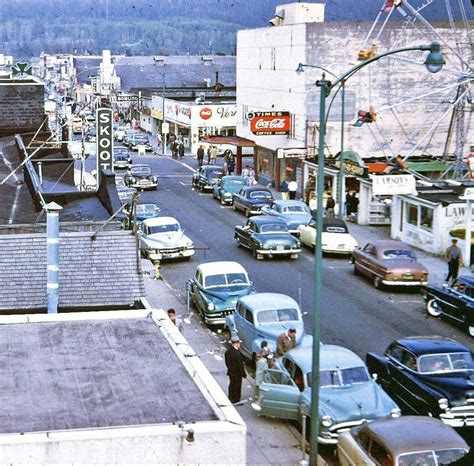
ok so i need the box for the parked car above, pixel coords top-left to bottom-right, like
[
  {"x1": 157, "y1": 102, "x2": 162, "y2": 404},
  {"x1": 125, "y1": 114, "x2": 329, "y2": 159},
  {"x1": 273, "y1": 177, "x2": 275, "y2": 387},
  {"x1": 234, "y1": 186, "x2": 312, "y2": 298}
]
[
  {"x1": 366, "y1": 336, "x2": 474, "y2": 428},
  {"x1": 232, "y1": 186, "x2": 274, "y2": 217},
  {"x1": 117, "y1": 186, "x2": 137, "y2": 205},
  {"x1": 352, "y1": 240, "x2": 428, "y2": 289},
  {"x1": 298, "y1": 217, "x2": 358, "y2": 254},
  {"x1": 124, "y1": 165, "x2": 158, "y2": 190},
  {"x1": 128, "y1": 134, "x2": 153, "y2": 151},
  {"x1": 234, "y1": 216, "x2": 301, "y2": 260},
  {"x1": 225, "y1": 292, "x2": 310, "y2": 360},
  {"x1": 254, "y1": 345, "x2": 400, "y2": 444},
  {"x1": 337, "y1": 416, "x2": 469, "y2": 466},
  {"x1": 114, "y1": 125, "x2": 129, "y2": 141},
  {"x1": 85, "y1": 127, "x2": 97, "y2": 142},
  {"x1": 423, "y1": 276, "x2": 474, "y2": 337},
  {"x1": 260, "y1": 200, "x2": 312, "y2": 235},
  {"x1": 123, "y1": 130, "x2": 139, "y2": 147},
  {"x1": 213, "y1": 175, "x2": 246, "y2": 205},
  {"x1": 138, "y1": 217, "x2": 194, "y2": 262},
  {"x1": 113, "y1": 148, "x2": 132, "y2": 170},
  {"x1": 192, "y1": 165, "x2": 224, "y2": 192},
  {"x1": 188, "y1": 261, "x2": 254, "y2": 326},
  {"x1": 135, "y1": 203, "x2": 160, "y2": 223}
]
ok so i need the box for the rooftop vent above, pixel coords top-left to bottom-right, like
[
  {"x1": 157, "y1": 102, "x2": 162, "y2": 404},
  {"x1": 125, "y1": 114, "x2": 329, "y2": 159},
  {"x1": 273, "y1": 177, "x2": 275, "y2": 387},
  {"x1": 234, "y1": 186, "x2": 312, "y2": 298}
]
[{"x1": 269, "y1": 2, "x2": 325, "y2": 26}]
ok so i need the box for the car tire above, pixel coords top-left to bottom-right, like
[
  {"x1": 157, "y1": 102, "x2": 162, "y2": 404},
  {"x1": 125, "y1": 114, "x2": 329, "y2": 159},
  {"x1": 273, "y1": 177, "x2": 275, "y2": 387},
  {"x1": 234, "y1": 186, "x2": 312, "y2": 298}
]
[
  {"x1": 253, "y1": 250, "x2": 263, "y2": 260},
  {"x1": 199, "y1": 184, "x2": 204, "y2": 193},
  {"x1": 235, "y1": 237, "x2": 241, "y2": 248},
  {"x1": 233, "y1": 203, "x2": 238, "y2": 211},
  {"x1": 426, "y1": 298, "x2": 442, "y2": 317},
  {"x1": 374, "y1": 276, "x2": 382, "y2": 289},
  {"x1": 353, "y1": 264, "x2": 360, "y2": 275}
]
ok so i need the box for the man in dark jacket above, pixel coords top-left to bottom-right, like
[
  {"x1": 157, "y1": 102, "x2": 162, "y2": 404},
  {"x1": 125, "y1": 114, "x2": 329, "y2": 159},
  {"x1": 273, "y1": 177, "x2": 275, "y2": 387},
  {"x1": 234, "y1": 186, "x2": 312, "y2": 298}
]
[
  {"x1": 224, "y1": 336, "x2": 246, "y2": 403},
  {"x1": 197, "y1": 145, "x2": 205, "y2": 167}
]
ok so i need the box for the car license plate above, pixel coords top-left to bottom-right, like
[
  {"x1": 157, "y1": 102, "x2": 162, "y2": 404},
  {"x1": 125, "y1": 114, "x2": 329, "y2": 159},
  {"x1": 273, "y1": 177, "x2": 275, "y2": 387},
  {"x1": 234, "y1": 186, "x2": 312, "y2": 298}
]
[{"x1": 277, "y1": 245, "x2": 284, "y2": 251}]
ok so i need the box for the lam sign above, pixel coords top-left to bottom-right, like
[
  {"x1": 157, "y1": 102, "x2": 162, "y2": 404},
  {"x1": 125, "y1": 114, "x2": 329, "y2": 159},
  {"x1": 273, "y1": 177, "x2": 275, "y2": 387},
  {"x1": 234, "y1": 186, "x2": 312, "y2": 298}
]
[
  {"x1": 248, "y1": 111, "x2": 291, "y2": 136},
  {"x1": 371, "y1": 174, "x2": 417, "y2": 196},
  {"x1": 96, "y1": 107, "x2": 114, "y2": 185}
]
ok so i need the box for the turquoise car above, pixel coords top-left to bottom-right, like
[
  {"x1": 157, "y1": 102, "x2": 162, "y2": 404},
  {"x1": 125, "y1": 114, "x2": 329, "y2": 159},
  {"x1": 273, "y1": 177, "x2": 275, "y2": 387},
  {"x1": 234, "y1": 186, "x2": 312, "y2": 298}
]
[
  {"x1": 213, "y1": 176, "x2": 246, "y2": 205},
  {"x1": 260, "y1": 200, "x2": 312, "y2": 235},
  {"x1": 188, "y1": 261, "x2": 254, "y2": 326},
  {"x1": 253, "y1": 345, "x2": 400, "y2": 444}
]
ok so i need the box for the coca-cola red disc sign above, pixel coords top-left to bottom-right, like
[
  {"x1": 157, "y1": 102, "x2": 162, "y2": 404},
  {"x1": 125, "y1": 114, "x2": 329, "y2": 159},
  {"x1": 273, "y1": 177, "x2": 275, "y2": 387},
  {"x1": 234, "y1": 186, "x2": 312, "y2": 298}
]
[{"x1": 248, "y1": 111, "x2": 291, "y2": 136}]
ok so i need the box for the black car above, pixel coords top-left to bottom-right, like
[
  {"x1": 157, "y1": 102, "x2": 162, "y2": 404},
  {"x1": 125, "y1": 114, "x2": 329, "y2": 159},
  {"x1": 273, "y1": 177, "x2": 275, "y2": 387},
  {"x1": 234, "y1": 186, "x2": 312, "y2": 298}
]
[
  {"x1": 113, "y1": 148, "x2": 132, "y2": 170},
  {"x1": 423, "y1": 276, "x2": 474, "y2": 337},
  {"x1": 128, "y1": 134, "x2": 153, "y2": 151},
  {"x1": 367, "y1": 336, "x2": 474, "y2": 429},
  {"x1": 232, "y1": 186, "x2": 273, "y2": 217},
  {"x1": 124, "y1": 164, "x2": 158, "y2": 190},
  {"x1": 192, "y1": 165, "x2": 224, "y2": 192}
]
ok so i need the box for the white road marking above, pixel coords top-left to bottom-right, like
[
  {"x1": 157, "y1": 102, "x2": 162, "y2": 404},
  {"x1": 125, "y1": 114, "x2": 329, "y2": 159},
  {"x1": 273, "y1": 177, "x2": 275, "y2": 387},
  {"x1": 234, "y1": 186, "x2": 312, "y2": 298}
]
[{"x1": 169, "y1": 158, "x2": 195, "y2": 172}]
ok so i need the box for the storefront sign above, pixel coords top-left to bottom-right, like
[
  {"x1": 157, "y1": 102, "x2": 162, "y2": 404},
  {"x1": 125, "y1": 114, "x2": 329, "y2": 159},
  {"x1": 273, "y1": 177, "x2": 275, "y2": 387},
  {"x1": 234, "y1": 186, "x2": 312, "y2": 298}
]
[
  {"x1": 199, "y1": 107, "x2": 213, "y2": 120},
  {"x1": 371, "y1": 174, "x2": 417, "y2": 195},
  {"x1": 96, "y1": 107, "x2": 114, "y2": 184},
  {"x1": 460, "y1": 187, "x2": 474, "y2": 200},
  {"x1": 115, "y1": 94, "x2": 139, "y2": 102},
  {"x1": 277, "y1": 148, "x2": 306, "y2": 159},
  {"x1": 248, "y1": 111, "x2": 291, "y2": 136},
  {"x1": 194, "y1": 104, "x2": 237, "y2": 127}
]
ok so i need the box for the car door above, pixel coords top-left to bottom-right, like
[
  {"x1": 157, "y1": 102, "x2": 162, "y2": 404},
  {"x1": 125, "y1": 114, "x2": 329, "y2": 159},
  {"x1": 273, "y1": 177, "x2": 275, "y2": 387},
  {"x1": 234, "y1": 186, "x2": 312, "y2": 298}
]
[
  {"x1": 234, "y1": 188, "x2": 245, "y2": 211},
  {"x1": 357, "y1": 243, "x2": 376, "y2": 278},
  {"x1": 234, "y1": 302, "x2": 247, "y2": 350},
  {"x1": 439, "y1": 281, "x2": 470, "y2": 323},
  {"x1": 259, "y1": 369, "x2": 302, "y2": 420},
  {"x1": 301, "y1": 221, "x2": 315, "y2": 247},
  {"x1": 239, "y1": 307, "x2": 258, "y2": 357},
  {"x1": 192, "y1": 271, "x2": 207, "y2": 315},
  {"x1": 237, "y1": 220, "x2": 253, "y2": 248}
]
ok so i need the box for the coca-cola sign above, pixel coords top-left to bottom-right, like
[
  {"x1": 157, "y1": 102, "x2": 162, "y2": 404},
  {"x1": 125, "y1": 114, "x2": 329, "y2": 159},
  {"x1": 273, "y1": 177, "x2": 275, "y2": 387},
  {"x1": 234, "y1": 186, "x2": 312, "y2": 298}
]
[
  {"x1": 199, "y1": 107, "x2": 212, "y2": 120},
  {"x1": 248, "y1": 111, "x2": 291, "y2": 136}
]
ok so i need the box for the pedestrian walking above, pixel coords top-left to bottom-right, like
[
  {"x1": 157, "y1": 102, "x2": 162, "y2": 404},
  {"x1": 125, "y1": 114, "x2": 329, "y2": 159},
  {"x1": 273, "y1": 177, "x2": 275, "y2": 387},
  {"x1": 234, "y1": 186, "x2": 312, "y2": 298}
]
[
  {"x1": 326, "y1": 194, "x2": 335, "y2": 219},
  {"x1": 197, "y1": 145, "x2": 205, "y2": 167},
  {"x1": 248, "y1": 166, "x2": 256, "y2": 186},
  {"x1": 446, "y1": 238, "x2": 462, "y2": 284},
  {"x1": 288, "y1": 180, "x2": 298, "y2": 200},
  {"x1": 280, "y1": 180, "x2": 289, "y2": 200},
  {"x1": 276, "y1": 328, "x2": 297, "y2": 357},
  {"x1": 171, "y1": 140, "x2": 179, "y2": 159},
  {"x1": 227, "y1": 157, "x2": 235, "y2": 175},
  {"x1": 178, "y1": 141, "x2": 185, "y2": 159},
  {"x1": 254, "y1": 353, "x2": 268, "y2": 400},
  {"x1": 206, "y1": 145, "x2": 211, "y2": 164},
  {"x1": 242, "y1": 165, "x2": 251, "y2": 185},
  {"x1": 224, "y1": 336, "x2": 247, "y2": 403},
  {"x1": 209, "y1": 145, "x2": 218, "y2": 165}
]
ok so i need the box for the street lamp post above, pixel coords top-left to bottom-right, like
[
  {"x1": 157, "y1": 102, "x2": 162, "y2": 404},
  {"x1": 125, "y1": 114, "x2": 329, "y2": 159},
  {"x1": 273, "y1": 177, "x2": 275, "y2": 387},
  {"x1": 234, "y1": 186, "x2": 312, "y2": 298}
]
[
  {"x1": 300, "y1": 42, "x2": 445, "y2": 466},
  {"x1": 160, "y1": 72, "x2": 167, "y2": 156}
]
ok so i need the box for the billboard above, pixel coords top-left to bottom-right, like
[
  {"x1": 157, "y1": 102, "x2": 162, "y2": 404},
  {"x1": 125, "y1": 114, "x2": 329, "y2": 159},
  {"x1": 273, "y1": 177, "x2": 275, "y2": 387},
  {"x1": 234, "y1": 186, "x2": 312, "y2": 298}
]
[
  {"x1": 371, "y1": 174, "x2": 417, "y2": 196},
  {"x1": 248, "y1": 111, "x2": 291, "y2": 136},
  {"x1": 96, "y1": 107, "x2": 114, "y2": 186}
]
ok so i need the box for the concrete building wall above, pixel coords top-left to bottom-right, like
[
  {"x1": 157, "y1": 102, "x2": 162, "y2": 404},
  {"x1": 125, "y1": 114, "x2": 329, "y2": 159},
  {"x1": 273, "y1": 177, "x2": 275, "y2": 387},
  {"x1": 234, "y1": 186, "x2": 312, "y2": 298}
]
[{"x1": 0, "y1": 80, "x2": 45, "y2": 136}]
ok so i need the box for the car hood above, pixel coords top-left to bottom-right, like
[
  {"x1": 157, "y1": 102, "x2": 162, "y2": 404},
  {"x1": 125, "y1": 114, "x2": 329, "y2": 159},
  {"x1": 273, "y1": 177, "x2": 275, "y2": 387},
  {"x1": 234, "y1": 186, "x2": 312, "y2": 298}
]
[
  {"x1": 254, "y1": 233, "x2": 299, "y2": 246},
  {"x1": 418, "y1": 372, "x2": 474, "y2": 402},
  {"x1": 142, "y1": 231, "x2": 191, "y2": 248},
  {"x1": 199, "y1": 285, "x2": 253, "y2": 305},
  {"x1": 222, "y1": 185, "x2": 244, "y2": 195},
  {"x1": 282, "y1": 213, "x2": 312, "y2": 228},
  {"x1": 309, "y1": 381, "x2": 398, "y2": 423}
]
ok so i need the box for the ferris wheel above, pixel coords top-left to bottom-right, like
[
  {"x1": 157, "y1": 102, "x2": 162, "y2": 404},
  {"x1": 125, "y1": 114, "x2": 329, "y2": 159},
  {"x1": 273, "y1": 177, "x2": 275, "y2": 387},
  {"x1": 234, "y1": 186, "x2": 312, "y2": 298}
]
[{"x1": 355, "y1": 0, "x2": 472, "y2": 179}]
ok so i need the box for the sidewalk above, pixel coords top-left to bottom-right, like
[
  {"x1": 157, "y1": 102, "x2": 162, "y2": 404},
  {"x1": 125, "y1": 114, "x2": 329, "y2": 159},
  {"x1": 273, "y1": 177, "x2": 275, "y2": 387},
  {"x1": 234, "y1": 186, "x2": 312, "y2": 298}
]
[{"x1": 141, "y1": 259, "x2": 316, "y2": 465}]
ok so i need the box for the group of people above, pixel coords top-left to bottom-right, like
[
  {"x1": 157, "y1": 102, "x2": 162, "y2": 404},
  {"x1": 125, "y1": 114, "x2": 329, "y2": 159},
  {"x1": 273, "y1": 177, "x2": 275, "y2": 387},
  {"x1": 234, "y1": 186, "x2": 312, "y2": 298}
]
[
  {"x1": 171, "y1": 138, "x2": 185, "y2": 159},
  {"x1": 224, "y1": 328, "x2": 298, "y2": 404},
  {"x1": 196, "y1": 144, "x2": 219, "y2": 166}
]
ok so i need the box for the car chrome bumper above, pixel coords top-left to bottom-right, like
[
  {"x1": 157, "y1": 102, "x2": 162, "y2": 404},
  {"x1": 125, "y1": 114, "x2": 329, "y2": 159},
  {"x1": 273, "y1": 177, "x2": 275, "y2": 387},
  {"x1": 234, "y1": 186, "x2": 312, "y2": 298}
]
[
  {"x1": 148, "y1": 249, "x2": 195, "y2": 260},
  {"x1": 256, "y1": 248, "x2": 301, "y2": 255},
  {"x1": 322, "y1": 247, "x2": 353, "y2": 254},
  {"x1": 382, "y1": 280, "x2": 428, "y2": 286},
  {"x1": 131, "y1": 182, "x2": 158, "y2": 189}
]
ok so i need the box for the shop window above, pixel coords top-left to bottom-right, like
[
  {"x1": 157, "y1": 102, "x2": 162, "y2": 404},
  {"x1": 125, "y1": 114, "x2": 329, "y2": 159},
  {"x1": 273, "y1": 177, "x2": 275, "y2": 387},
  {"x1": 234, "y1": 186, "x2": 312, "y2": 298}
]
[
  {"x1": 407, "y1": 203, "x2": 418, "y2": 226},
  {"x1": 420, "y1": 206, "x2": 433, "y2": 231}
]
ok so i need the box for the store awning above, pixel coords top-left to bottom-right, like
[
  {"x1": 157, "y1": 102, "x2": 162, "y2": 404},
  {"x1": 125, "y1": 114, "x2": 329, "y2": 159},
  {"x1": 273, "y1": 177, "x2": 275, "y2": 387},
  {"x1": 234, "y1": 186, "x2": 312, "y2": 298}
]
[
  {"x1": 200, "y1": 135, "x2": 256, "y2": 147},
  {"x1": 407, "y1": 161, "x2": 448, "y2": 172}
]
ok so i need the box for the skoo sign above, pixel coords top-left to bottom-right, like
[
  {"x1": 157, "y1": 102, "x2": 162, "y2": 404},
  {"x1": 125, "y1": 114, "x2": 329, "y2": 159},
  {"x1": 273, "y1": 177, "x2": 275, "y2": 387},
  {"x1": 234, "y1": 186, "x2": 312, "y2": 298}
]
[{"x1": 96, "y1": 108, "x2": 114, "y2": 185}]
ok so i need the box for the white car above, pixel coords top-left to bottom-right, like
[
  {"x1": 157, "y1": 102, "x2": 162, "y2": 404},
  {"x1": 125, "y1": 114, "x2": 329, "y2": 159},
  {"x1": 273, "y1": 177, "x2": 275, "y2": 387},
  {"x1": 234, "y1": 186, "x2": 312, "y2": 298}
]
[
  {"x1": 298, "y1": 218, "x2": 358, "y2": 254},
  {"x1": 138, "y1": 217, "x2": 195, "y2": 261},
  {"x1": 114, "y1": 125, "x2": 129, "y2": 141}
]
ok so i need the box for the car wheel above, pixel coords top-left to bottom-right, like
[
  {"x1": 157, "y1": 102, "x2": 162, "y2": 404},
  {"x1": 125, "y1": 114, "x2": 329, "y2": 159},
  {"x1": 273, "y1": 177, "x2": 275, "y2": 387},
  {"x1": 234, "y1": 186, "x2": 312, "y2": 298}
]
[
  {"x1": 426, "y1": 298, "x2": 442, "y2": 317},
  {"x1": 235, "y1": 237, "x2": 241, "y2": 248},
  {"x1": 353, "y1": 264, "x2": 360, "y2": 275},
  {"x1": 199, "y1": 184, "x2": 204, "y2": 193},
  {"x1": 374, "y1": 276, "x2": 382, "y2": 289},
  {"x1": 253, "y1": 250, "x2": 263, "y2": 260},
  {"x1": 233, "y1": 203, "x2": 237, "y2": 211}
]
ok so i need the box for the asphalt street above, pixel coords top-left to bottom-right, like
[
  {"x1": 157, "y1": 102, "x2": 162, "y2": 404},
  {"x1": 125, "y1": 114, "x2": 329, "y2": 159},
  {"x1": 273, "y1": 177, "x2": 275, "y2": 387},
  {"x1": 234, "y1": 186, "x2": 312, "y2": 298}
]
[{"x1": 116, "y1": 151, "x2": 474, "y2": 358}]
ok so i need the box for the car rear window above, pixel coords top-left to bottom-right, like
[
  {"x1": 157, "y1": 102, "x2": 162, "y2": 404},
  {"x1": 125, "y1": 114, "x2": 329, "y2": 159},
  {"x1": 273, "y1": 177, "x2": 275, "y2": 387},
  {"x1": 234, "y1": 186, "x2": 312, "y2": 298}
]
[
  {"x1": 250, "y1": 191, "x2": 271, "y2": 199},
  {"x1": 398, "y1": 449, "x2": 467, "y2": 465},
  {"x1": 382, "y1": 249, "x2": 415, "y2": 259},
  {"x1": 283, "y1": 205, "x2": 307, "y2": 213},
  {"x1": 257, "y1": 308, "x2": 298, "y2": 323},
  {"x1": 260, "y1": 224, "x2": 288, "y2": 233}
]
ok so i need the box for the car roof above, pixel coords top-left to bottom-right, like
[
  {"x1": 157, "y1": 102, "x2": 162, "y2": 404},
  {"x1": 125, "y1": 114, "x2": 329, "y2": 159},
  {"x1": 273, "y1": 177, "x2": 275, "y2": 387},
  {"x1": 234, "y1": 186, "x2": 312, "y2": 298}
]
[
  {"x1": 222, "y1": 175, "x2": 244, "y2": 181},
  {"x1": 239, "y1": 293, "x2": 299, "y2": 310},
  {"x1": 143, "y1": 216, "x2": 178, "y2": 227},
  {"x1": 197, "y1": 261, "x2": 248, "y2": 276},
  {"x1": 361, "y1": 416, "x2": 468, "y2": 454},
  {"x1": 393, "y1": 336, "x2": 470, "y2": 357},
  {"x1": 250, "y1": 216, "x2": 287, "y2": 226},
  {"x1": 369, "y1": 240, "x2": 412, "y2": 249},
  {"x1": 285, "y1": 345, "x2": 365, "y2": 373},
  {"x1": 273, "y1": 200, "x2": 306, "y2": 207},
  {"x1": 131, "y1": 164, "x2": 151, "y2": 169}
]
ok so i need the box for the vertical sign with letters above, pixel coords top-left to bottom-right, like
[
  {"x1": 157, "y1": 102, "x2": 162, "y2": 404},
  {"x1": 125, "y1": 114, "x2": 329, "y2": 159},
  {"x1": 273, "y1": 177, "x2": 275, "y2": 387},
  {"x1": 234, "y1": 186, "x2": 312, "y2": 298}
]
[{"x1": 96, "y1": 107, "x2": 114, "y2": 186}]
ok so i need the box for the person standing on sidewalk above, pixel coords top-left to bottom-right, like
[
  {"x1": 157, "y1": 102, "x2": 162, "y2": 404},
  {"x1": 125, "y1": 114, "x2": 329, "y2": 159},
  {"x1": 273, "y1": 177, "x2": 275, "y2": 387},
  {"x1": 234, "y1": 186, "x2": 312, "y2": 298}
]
[
  {"x1": 178, "y1": 141, "x2": 185, "y2": 159},
  {"x1": 225, "y1": 336, "x2": 247, "y2": 403},
  {"x1": 197, "y1": 145, "x2": 205, "y2": 167},
  {"x1": 209, "y1": 145, "x2": 218, "y2": 165},
  {"x1": 326, "y1": 194, "x2": 336, "y2": 220},
  {"x1": 288, "y1": 180, "x2": 298, "y2": 200},
  {"x1": 280, "y1": 179, "x2": 289, "y2": 200},
  {"x1": 446, "y1": 238, "x2": 462, "y2": 284}
]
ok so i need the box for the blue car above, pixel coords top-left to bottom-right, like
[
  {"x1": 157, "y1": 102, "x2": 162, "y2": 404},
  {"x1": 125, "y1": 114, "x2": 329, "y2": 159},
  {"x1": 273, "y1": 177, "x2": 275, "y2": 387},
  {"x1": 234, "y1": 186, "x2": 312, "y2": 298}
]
[
  {"x1": 260, "y1": 200, "x2": 312, "y2": 235},
  {"x1": 213, "y1": 175, "x2": 246, "y2": 205},
  {"x1": 232, "y1": 186, "x2": 274, "y2": 217}
]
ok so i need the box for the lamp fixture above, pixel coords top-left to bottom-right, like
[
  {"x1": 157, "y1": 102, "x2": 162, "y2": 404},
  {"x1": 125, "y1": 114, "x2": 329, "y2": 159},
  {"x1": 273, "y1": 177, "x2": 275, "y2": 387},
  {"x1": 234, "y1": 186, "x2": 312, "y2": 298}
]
[{"x1": 424, "y1": 42, "x2": 445, "y2": 74}]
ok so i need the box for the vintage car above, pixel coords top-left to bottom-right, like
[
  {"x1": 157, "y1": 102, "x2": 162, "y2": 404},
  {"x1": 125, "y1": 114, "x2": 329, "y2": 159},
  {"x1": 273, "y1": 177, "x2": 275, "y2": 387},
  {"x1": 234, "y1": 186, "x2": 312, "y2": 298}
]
[
  {"x1": 337, "y1": 416, "x2": 469, "y2": 466},
  {"x1": 117, "y1": 186, "x2": 137, "y2": 205},
  {"x1": 212, "y1": 175, "x2": 246, "y2": 205},
  {"x1": 188, "y1": 261, "x2": 254, "y2": 326},
  {"x1": 423, "y1": 276, "x2": 474, "y2": 337},
  {"x1": 232, "y1": 186, "x2": 274, "y2": 217},
  {"x1": 138, "y1": 217, "x2": 194, "y2": 262},
  {"x1": 260, "y1": 200, "x2": 312, "y2": 235},
  {"x1": 122, "y1": 129, "x2": 140, "y2": 147},
  {"x1": 225, "y1": 293, "x2": 310, "y2": 360},
  {"x1": 192, "y1": 165, "x2": 225, "y2": 192},
  {"x1": 113, "y1": 148, "x2": 132, "y2": 170},
  {"x1": 253, "y1": 345, "x2": 400, "y2": 444},
  {"x1": 114, "y1": 125, "x2": 129, "y2": 141},
  {"x1": 298, "y1": 218, "x2": 358, "y2": 254},
  {"x1": 366, "y1": 336, "x2": 474, "y2": 428},
  {"x1": 128, "y1": 134, "x2": 153, "y2": 151},
  {"x1": 234, "y1": 216, "x2": 301, "y2": 260},
  {"x1": 352, "y1": 240, "x2": 428, "y2": 288},
  {"x1": 124, "y1": 165, "x2": 158, "y2": 190},
  {"x1": 135, "y1": 203, "x2": 160, "y2": 223}
]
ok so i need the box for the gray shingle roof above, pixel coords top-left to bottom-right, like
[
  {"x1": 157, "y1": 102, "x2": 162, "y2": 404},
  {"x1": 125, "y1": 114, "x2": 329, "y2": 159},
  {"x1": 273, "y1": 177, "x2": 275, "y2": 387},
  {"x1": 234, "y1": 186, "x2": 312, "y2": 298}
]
[{"x1": 0, "y1": 230, "x2": 145, "y2": 311}]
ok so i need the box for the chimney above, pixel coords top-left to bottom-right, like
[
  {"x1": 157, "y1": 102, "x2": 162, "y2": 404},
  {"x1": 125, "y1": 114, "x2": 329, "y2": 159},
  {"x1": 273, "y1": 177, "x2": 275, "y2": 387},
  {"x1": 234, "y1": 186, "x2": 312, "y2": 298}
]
[{"x1": 45, "y1": 202, "x2": 62, "y2": 314}]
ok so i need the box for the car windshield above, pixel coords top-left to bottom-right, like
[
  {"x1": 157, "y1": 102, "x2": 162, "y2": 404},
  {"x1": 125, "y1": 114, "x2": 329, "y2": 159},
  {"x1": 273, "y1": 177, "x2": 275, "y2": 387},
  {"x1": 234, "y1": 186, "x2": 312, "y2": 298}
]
[
  {"x1": 325, "y1": 226, "x2": 348, "y2": 234},
  {"x1": 418, "y1": 352, "x2": 474, "y2": 373},
  {"x1": 204, "y1": 272, "x2": 249, "y2": 289},
  {"x1": 133, "y1": 136, "x2": 148, "y2": 142},
  {"x1": 115, "y1": 153, "x2": 129, "y2": 160},
  {"x1": 250, "y1": 190, "x2": 272, "y2": 199},
  {"x1": 131, "y1": 166, "x2": 152, "y2": 175},
  {"x1": 256, "y1": 308, "x2": 299, "y2": 324},
  {"x1": 136, "y1": 204, "x2": 158, "y2": 216},
  {"x1": 282, "y1": 205, "x2": 307, "y2": 214},
  {"x1": 224, "y1": 179, "x2": 245, "y2": 187},
  {"x1": 148, "y1": 223, "x2": 180, "y2": 234},
  {"x1": 318, "y1": 367, "x2": 370, "y2": 388},
  {"x1": 206, "y1": 169, "x2": 223, "y2": 177},
  {"x1": 260, "y1": 223, "x2": 288, "y2": 233},
  {"x1": 398, "y1": 448, "x2": 467, "y2": 465},
  {"x1": 382, "y1": 249, "x2": 415, "y2": 259}
]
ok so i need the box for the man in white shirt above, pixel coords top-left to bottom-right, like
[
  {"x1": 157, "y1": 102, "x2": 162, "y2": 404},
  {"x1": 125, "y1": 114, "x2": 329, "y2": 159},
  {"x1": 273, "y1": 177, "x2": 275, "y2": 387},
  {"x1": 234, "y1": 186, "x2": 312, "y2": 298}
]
[{"x1": 288, "y1": 180, "x2": 298, "y2": 200}]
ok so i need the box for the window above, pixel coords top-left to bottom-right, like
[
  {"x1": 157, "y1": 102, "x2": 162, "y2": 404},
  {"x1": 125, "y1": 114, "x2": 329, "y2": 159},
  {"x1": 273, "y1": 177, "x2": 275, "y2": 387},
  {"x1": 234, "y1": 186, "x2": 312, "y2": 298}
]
[
  {"x1": 370, "y1": 440, "x2": 391, "y2": 466},
  {"x1": 245, "y1": 309, "x2": 254, "y2": 324},
  {"x1": 262, "y1": 369, "x2": 294, "y2": 386},
  {"x1": 387, "y1": 345, "x2": 404, "y2": 362},
  {"x1": 283, "y1": 358, "x2": 295, "y2": 375},
  {"x1": 420, "y1": 205, "x2": 433, "y2": 231},
  {"x1": 256, "y1": 308, "x2": 299, "y2": 324},
  {"x1": 401, "y1": 351, "x2": 417, "y2": 371},
  {"x1": 357, "y1": 432, "x2": 370, "y2": 451},
  {"x1": 407, "y1": 203, "x2": 418, "y2": 226},
  {"x1": 237, "y1": 303, "x2": 245, "y2": 317},
  {"x1": 293, "y1": 365, "x2": 305, "y2": 391}
]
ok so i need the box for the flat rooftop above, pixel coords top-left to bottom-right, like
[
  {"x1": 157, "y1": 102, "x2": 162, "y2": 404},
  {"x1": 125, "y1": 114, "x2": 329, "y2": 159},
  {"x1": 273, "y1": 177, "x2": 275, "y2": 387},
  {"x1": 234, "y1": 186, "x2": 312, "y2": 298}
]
[{"x1": 0, "y1": 316, "x2": 217, "y2": 434}]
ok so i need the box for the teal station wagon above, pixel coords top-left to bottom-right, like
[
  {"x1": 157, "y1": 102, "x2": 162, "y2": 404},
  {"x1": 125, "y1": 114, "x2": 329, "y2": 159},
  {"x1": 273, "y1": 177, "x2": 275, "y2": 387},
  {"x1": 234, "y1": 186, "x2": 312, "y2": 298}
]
[{"x1": 253, "y1": 345, "x2": 400, "y2": 444}]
